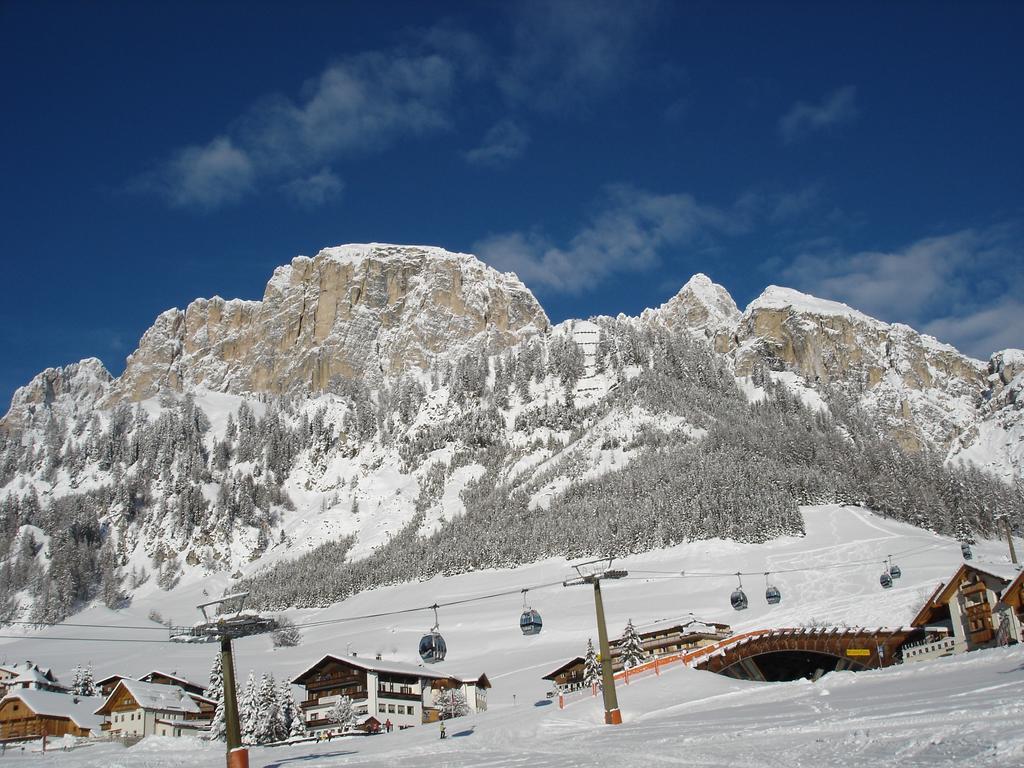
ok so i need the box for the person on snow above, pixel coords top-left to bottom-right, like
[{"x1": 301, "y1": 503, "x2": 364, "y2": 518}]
[{"x1": 439, "y1": 721, "x2": 447, "y2": 739}]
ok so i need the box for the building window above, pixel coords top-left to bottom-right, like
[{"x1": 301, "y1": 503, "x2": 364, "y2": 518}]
[
  {"x1": 378, "y1": 704, "x2": 386, "y2": 713},
  {"x1": 388, "y1": 705, "x2": 395, "y2": 713}
]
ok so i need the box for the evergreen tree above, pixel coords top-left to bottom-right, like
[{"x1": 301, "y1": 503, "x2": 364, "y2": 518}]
[
  {"x1": 239, "y1": 671, "x2": 258, "y2": 745},
  {"x1": 328, "y1": 695, "x2": 356, "y2": 731},
  {"x1": 208, "y1": 653, "x2": 226, "y2": 742},
  {"x1": 253, "y1": 673, "x2": 282, "y2": 744},
  {"x1": 279, "y1": 679, "x2": 305, "y2": 739},
  {"x1": 583, "y1": 638, "x2": 601, "y2": 688},
  {"x1": 620, "y1": 619, "x2": 646, "y2": 669},
  {"x1": 433, "y1": 686, "x2": 470, "y2": 719},
  {"x1": 76, "y1": 664, "x2": 96, "y2": 697}
]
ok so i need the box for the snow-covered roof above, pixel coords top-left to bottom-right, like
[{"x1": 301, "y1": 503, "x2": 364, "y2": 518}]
[
  {"x1": 139, "y1": 670, "x2": 206, "y2": 691},
  {"x1": 0, "y1": 662, "x2": 54, "y2": 680},
  {"x1": 634, "y1": 616, "x2": 731, "y2": 638},
  {"x1": 292, "y1": 654, "x2": 465, "y2": 685},
  {"x1": 95, "y1": 680, "x2": 201, "y2": 715},
  {"x1": 12, "y1": 667, "x2": 56, "y2": 685},
  {"x1": 1, "y1": 690, "x2": 104, "y2": 732}
]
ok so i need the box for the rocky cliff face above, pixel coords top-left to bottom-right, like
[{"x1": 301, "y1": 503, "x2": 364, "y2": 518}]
[
  {"x1": 3, "y1": 358, "x2": 112, "y2": 432},
  {"x1": 2, "y1": 246, "x2": 1020, "y2": 479},
  {"x1": 114, "y1": 244, "x2": 549, "y2": 400},
  {"x1": 641, "y1": 273, "x2": 740, "y2": 353},
  {"x1": 729, "y1": 286, "x2": 988, "y2": 454}
]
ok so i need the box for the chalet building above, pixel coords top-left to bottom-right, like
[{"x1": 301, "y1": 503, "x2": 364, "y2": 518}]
[
  {"x1": 0, "y1": 690, "x2": 102, "y2": 740},
  {"x1": 292, "y1": 654, "x2": 489, "y2": 733},
  {"x1": 95, "y1": 674, "x2": 131, "y2": 698},
  {"x1": 905, "y1": 563, "x2": 1023, "y2": 663},
  {"x1": 423, "y1": 673, "x2": 491, "y2": 723},
  {"x1": 95, "y1": 670, "x2": 206, "y2": 699},
  {"x1": 137, "y1": 670, "x2": 207, "y2": 697},
  {"x1": 94, "y1": 679, "x2": 213, "y2": 738},
  {"x1": 543, "y1": 618, "x2": 732, "y2": 692},
  {"x1": 0, "y1": 662, "x2": 65, "y2": 695},
  {"x1": 999, "y1": 570, "x2": 1024, "y2": 634}
]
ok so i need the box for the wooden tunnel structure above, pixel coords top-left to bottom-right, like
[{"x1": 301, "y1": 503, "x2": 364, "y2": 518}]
[{"x1": 694, "y1": 626, "x2": 923, "y2": 682}]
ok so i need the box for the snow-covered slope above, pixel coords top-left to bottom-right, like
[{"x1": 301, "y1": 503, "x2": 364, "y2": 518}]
[{"x1": 0, "y1": 506, "x2": 1021, "y2": 767}]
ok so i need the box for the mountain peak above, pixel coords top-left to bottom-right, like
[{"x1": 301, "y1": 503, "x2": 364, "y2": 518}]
[
  {"x1": 114, "y1": 243, "x2": 549, "y2": 401},
  {"x1": 746, "y1": 285, "x2": 878, "y2": 325},
  {"x1": 642, "y1": 273, "x2": 740, "y2": 344}
]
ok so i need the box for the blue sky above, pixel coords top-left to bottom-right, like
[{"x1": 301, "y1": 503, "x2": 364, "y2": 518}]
[{"x1": 2, "y1": 1, "x2": 1022, "y2": 409}]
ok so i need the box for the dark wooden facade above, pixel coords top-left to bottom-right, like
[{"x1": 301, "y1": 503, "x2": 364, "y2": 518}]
[
  {"x1": 294, "y1": 658, "x2": 369, "y2": 713},
  {"x1": 0, "y1": 699, "x2": 90, "y2": 740}
]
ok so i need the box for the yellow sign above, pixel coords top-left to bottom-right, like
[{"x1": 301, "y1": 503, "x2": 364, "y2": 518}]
[{"x1": 846, "y1": 648, "x2": 871, "y2": 657}]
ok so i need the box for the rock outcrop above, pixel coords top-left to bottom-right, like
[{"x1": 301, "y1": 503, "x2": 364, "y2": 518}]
[
  {"x1": 114, "y1": 244, "x2": 549, "y2": 400},
  {"x1": 3, "y1": 358, "x2": 112, "y2": 431},
  {"x1": 641, "y1": 273, "x2": 740, "y2": 352},
  {"x1": 730, "y1": 286, "x2": 987, "y2": 453}
]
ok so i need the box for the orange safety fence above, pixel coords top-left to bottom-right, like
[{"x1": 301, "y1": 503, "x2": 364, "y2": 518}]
[{"x1": 557, "y1": 628, "x2": 781, "y2": 708}]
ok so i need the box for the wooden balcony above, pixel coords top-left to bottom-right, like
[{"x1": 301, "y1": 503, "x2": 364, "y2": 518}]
[
  {"x1": 377, "y1": 689, "x2": 421, "y2": 702},
  {"x1": 300, "y1": 689, "x2": 369, "y2": 709}
]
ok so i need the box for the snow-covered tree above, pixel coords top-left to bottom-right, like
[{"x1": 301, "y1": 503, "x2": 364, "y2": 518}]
[
  {"x1": 583, "y1": 638, "x2": 601, "y2": 688},
  {"x1": 279, "y1": 679, "x2": 305, "y2": 739},
  {"x1": 620, "y1": 619, "x2": 647, "y2": 669},
  {"x1": 239, "y1": 671, "x2": 258, "y2": 745},
  {"x1": 208, "y1": 653, "x2": 226, "y2": 741},
  {"x1": 271, "y1": 616, "x2": 301, "y2": 647},
  {"x1": 328, "y1": 695, "x2": 357, "y2": 732},
  {"x1": 432, "y1": 686, "x2": 470, "y2": 719},
  {"x1": 253, "y1": 673, "x2": 283, "y2": 744}
]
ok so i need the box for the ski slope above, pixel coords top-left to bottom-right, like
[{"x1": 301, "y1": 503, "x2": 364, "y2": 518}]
[{"x1": 1, "y1": 505, "x2": 1022, "y2": 766}]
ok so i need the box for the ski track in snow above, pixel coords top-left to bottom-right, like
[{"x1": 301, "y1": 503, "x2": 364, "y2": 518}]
[{"x1": 0, "y1": 505, "x2": 1022, "y2": 766}]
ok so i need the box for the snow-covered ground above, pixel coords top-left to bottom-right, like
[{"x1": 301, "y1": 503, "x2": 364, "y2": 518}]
[{"x1": 1, "y1": 505, "x2": 1022, "y2": 766}]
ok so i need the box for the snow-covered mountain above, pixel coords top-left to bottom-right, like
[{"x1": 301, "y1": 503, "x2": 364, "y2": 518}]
[{"x1": 0, "y1": 244, "x2": 1021, "y2": 621}]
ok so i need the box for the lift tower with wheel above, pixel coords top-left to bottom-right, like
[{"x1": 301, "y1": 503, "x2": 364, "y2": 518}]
[
  {"x1": 193, "y1": 592, "x2": 278, "y2": 768},
  {"x1": 563, "y1": 557, "x2": 628, "y2": 725}
]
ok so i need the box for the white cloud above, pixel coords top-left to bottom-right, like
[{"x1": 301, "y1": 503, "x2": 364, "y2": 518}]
[
  {"x1": 499, "y1": 0, "x2": 659, "y2": 112},
  {"x1": 143, "y1": 46, "x2": 456, "y2": 209},
  {"x1": 163, "y1": 136, "x2": 255, "y2": 209},
  {"x1": 924, "y1": 297, "x2": 1024, "y2": 359},
  {"x1": 781, "y1": 226, "x2": 1023, "y2": 358},
  {"x1": 281, "y1": 168, "x2": 344, "y2": 207},
  {"x1": 464, "y1": 120, "x2": 530, "y2": 167},
  {"x1": 779, "y1": 85, "x2": 858, "y2": 143},
  {"x1": 475, "y1": 185, "x2": 747, "y2": 293}
]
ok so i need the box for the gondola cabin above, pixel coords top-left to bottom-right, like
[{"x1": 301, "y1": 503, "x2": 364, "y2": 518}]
[
  {"x1": 520, "y1": 609, "x2": 543, "y2": 635},
  {"x1": 418, "y1": 631, "x2": 447, "y2": 664},
  {"x1": 730, "y1": 589, "x2": 748, "y2": 611}
]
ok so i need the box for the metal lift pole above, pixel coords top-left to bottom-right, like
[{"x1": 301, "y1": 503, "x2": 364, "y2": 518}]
[
  {"x1": 564, "y1": 558, "x2": 627, "y2": 725},
  {"x1": 221, "y1": 636, "x2": 243, "y2": 757},
  {"x1": 1003, "y1": 516, "x2": 1019, "y2": 566},
  {"x1": 592, "y1": 577, "x2": 622, "y2": 725}
]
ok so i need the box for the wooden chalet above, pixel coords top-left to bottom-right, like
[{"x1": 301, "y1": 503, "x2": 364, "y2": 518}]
[
  {"x1": 905, "y1": 563, "x2": 1023, "y2": 662},
  {"x1": 541, "y1": 657, "x2": 586, "y2": 690},
  {"x1": 138, "y1": 670, "x2": 206, "y2": 697},
  {"x1": 292, "y1": 654, "x2": 489, "y2": 733},
  {"x1": 94, "y1": 679, "x2": 212, "y2": 738},
  {"x1": 0, "y1": 690, "x2": 103, "y2": 740},
  {"x1": 95, "y1": 674, "x2": 131, "y2": 698},
  {"x1": 0, "y1": 662, "x2": 64, "y2": 695}
]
